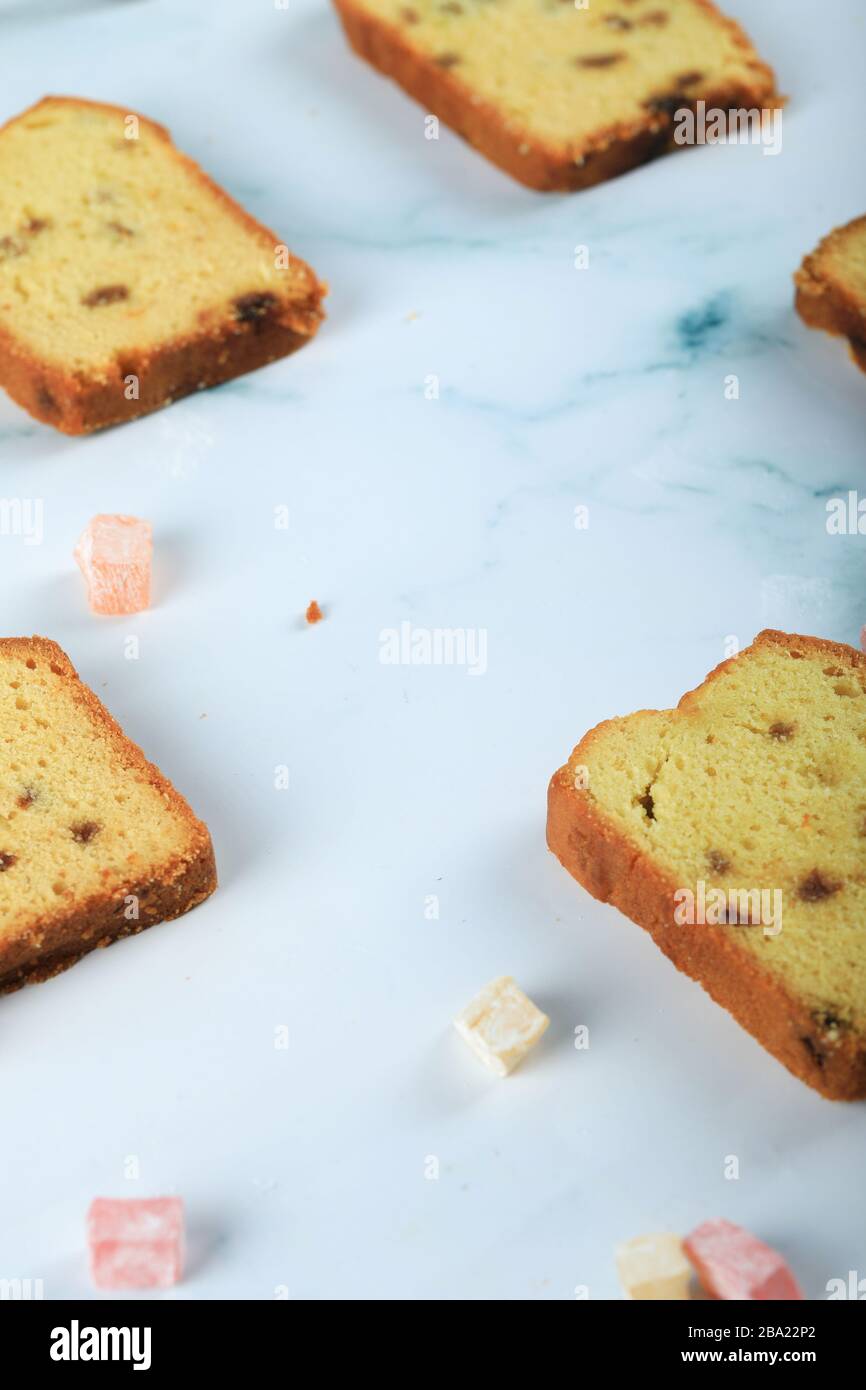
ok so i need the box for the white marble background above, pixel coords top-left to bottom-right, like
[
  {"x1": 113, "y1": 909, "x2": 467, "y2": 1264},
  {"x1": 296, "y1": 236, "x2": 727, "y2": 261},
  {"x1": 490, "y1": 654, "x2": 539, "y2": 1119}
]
[{"x1": 0, "y1": 0, "x2": 864, "y2": 1300}]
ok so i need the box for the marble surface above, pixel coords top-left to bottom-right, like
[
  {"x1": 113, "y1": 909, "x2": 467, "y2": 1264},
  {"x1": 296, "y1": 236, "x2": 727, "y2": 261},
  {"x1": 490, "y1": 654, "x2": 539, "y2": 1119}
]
[{"x1": 0, "y1": 0, "x2": 864, "y2": 1301}]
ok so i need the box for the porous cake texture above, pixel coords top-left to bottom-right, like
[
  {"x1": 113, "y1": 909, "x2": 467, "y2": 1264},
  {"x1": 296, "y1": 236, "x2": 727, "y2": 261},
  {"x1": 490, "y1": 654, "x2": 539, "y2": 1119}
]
[
  {"x1": 0, "y1": 637, "x2": 215, "y2": 993},
  {"x1": 333, "y1": 0, "x2": 779, "y2": 191},
  {"x1": 0, "y1": 96, "x2": 325, "y2": 433},
  {"x1": 547, "y1": 630, "x2": 866, "y2": 1100},
  {"x1": 795, "y1": 215, "x2": 866, "y2": 378}
]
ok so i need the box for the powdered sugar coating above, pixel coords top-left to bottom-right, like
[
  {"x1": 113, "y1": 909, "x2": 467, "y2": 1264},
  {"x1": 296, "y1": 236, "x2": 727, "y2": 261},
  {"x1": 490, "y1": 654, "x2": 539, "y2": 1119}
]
[
  {"x1": 87, "y1": 1196, "x2": 184, "y2": 1289},
  {"x1": 74, "y1": 514, "x2": 152, "y2": 615}
]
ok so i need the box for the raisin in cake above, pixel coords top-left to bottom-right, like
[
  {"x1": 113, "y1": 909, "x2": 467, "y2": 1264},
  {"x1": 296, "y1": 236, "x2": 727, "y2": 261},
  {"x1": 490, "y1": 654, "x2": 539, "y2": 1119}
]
[
  {"x1": 795, "y1": 215, "x2": 866, "y2": 378},
  {"x1": 547, "y1": 630, "x2": 866, "y2": 1100},
  {"x1": 0, "y1": 637, "x2": 216, "y2": 993},
  {"x1": 0, "y1": 97, "x2": 325, "y2": 433},
  {"x1": 332, "y1": 0, "x2": 779, "y2": 191}
]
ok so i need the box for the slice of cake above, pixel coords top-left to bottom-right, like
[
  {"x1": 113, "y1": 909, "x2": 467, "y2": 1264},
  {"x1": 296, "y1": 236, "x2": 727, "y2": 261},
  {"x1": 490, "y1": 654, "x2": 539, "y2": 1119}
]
[
  {"x1": 0, "y1": 97, "x2": 325, "y2": 433},
  {"x1": 795, "y1": 215, "x2": 866, "y2": 377},
  {"x1": 332, "y1": 0, "x2": 779, "y2": 191},
  {"x1": 0, "y1": 637, "x2": 216, "y2": 993},
  {"x1": 547, "y1": 630, "x2": 866, "y2": 1100}
]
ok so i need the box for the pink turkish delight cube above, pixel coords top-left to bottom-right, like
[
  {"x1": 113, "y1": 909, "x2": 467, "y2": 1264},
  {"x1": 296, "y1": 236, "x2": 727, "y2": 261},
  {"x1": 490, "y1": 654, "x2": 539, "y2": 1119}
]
[
  {"x1": 74, "y1": 514, "x2": 152, "y2": 615},
  {"x1": 684, "y1": 1219, "x2": 803, "y2": 1300},
  {"x1": 87, "y1": 1197, "x2": 184, "y2": 1290}
]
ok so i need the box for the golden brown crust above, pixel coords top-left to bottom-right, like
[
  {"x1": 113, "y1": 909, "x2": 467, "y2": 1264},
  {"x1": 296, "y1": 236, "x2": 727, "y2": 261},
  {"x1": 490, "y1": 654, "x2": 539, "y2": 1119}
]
[
  {"x1": 0, "y1": 636, "x2": 217, "y2": 993},
  {"x1": 794, "y1": 214, "x2": 866, "y2": 377},
  {"x1": 0, "y1": 840, "x2": 216, "y2": 994},
  {"x1": 0, "y1": 311, "x2": 321, "y2": 436},
  {"x1": 0, "y1": 96, "x2": 326, "y2": 434},
  {"x1": 546, "y1": 629, "x2": 866, "y2": 1101},
  {"x1": 332, "y1": 0, "x2": 779, "y2": 192}
]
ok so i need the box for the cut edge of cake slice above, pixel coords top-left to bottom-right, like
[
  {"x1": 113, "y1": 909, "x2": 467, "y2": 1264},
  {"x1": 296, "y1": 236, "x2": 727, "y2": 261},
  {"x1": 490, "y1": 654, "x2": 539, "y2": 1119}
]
[
  {"x1": 0, "y1": 95, "x2": 326, "y2": 434},
  {"x1": 794, "y1": 214, "x2": 866, "y2": 377},
  {"x1": 546, "y1": 629, "x2": 866, "y2": 1101},
  {"x1": 0, "y1": 636, "x2": 216, "y2": 995},
  {"x1": 332, "y1": 0, "x2": 780, "y2": 192}
]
